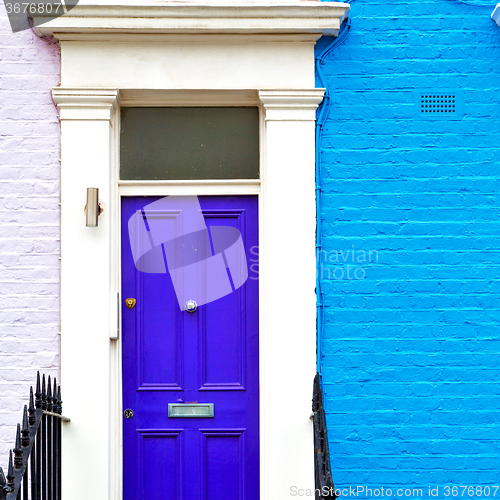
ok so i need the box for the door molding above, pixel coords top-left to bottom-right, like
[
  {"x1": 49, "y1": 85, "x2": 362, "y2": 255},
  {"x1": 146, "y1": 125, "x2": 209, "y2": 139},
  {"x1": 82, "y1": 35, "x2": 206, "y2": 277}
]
[
  {"x1": 54, "y1": 85, "x2": 324, "y2": 500},
  {"x1": 49, "y1": 4, "x2": 349, "y2": 499}
]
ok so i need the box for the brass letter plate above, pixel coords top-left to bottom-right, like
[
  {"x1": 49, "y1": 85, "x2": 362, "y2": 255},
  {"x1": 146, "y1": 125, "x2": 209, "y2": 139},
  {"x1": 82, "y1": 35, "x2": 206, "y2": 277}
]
[{"x1": 168, "y1": 403, "x2": 214, "y2": 418}]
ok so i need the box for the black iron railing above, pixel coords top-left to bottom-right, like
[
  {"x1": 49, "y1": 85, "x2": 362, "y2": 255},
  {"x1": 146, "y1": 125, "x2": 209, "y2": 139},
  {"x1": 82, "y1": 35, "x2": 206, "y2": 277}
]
[
  {"x1": 313, "y1": 373, "x2": 336, "y2": 499},
  {"x1": 0, "y1": 373, "x2": 69, "y2": 500}
]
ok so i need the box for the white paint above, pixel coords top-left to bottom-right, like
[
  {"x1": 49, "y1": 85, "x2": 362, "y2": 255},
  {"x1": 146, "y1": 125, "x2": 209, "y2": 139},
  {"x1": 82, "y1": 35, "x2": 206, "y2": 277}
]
[
  {"x1": 258, "y1": 89, "x2": 325, "y2": 498},
  {"x1": 53, "y1": 90, "x2": 118, "y2": 500},
  {"x1": 49, "y1": 2, "x2": 349, "y2": 499},
  {"x1": 118, "y1": 180, "x2": 262, "y2": 197},
  {"x1": 56, "y1": 37, "x2": 316, "y2": 90},
  {"x1": 35, "y1": 2, "x2": 349, "y2": 36}
]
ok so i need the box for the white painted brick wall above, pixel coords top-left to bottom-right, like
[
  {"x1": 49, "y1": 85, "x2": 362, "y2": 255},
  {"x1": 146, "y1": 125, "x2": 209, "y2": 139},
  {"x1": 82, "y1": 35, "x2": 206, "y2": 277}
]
[{"x1": 0, "y1": 4, "x2": 60, "y2": 469}]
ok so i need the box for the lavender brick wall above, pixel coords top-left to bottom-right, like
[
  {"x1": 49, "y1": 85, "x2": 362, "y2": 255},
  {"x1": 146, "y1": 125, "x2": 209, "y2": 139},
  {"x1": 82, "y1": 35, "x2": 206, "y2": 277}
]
[{"x1": 0, "y1": 5, "x2": 60, "y2": 468}]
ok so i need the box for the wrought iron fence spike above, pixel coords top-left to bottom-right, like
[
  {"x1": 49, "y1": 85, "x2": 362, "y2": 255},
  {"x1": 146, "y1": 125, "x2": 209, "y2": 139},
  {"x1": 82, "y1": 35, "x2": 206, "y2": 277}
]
[
  {"x1": 53, "y1": 378, "x2": 58, "y2": 410},
  {"x1": 29, "y1": 387, "x2": 36, "y2": 426},
  {"x1": 13, "y1": 425, "x2": 23, "y2": 469},
  {"x1": 47, "y1": 376, "x2": 53, "y2": 412},
  {"x1": 41, "y1": 374, "x2": 47, "y2": 410},
  {"x1": 35, "y1": 372, "x2": 42, "y2": 409},
  {"x1": 57, "y1": 385, "x2": 62, "y2": 414},
  {"x1": 21, "y1": 406, "x2": 29, "y2": 447},
  {"x1": 0, "y1": 466, "x2": 5, "y2": 487},
  {"x1": 6, "y1": 451, "x2": 14, "y2": 488}
]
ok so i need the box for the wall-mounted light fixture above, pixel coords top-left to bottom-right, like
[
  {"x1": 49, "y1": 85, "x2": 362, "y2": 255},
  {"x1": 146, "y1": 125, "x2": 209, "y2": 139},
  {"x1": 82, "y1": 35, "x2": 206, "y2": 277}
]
[{"x1": 85, "y1": 188, "x2": 104, "y2": 227}]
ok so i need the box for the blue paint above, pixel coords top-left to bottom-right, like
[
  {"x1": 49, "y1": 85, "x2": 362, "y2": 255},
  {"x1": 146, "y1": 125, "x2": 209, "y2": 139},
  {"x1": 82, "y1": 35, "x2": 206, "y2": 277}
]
[
  {"x1": 316, "y1": 17, "x2": 352, "y2": 376},
  {"x1": 122, "y1": 196, "x2": 259, "y2": 500},
  {"x1": 317, "y1": 0, "x2": 500, "y2": 494}
]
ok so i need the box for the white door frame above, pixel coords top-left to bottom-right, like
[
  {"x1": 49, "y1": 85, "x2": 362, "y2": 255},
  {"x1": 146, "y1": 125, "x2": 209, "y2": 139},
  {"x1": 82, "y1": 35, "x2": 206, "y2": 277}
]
[{"x1": 44, "y1": 3, "x2": 350, "y2": 499}]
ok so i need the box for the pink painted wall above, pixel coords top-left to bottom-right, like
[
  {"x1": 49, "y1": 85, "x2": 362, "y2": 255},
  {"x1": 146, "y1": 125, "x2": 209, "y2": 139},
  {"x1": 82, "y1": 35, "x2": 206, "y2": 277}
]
[{"x1": 0, "y1": 5, "x2": 60, "y2": 468}]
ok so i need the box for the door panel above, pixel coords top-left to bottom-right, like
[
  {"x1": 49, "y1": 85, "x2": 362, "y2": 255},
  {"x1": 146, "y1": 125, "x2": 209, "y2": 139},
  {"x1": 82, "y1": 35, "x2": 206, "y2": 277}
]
[
  {"x1": 138, "y1": 431, "x2": 183, "y2": 500},
  {"x1": 201, "y1": 430, "x2": 246, "y2": 500},
  {"x1": 122, "y1": 196, "x2": 259, "y2": 500},
  {"x1": 139, "y1": 272, "x2": 184, "y2": 390}
]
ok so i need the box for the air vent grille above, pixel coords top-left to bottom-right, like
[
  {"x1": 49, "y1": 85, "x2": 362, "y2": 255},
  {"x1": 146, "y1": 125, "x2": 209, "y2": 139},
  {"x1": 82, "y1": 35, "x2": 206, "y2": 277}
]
[{"x1": 421, "y1": 94, "x2": 456, "y2": 114}]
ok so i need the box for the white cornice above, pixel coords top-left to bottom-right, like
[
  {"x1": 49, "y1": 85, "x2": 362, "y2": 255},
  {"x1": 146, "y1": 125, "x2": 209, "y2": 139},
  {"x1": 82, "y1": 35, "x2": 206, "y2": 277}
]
[
  {"x1": 52, "y1": 88, "x2": 119, "y2": 120},
  {"x1": 33, "y1": 2, "x2": 350, "y2": 38},
  {"x1": 259, "y1": 89, "x2": 325, "y2": 121}
]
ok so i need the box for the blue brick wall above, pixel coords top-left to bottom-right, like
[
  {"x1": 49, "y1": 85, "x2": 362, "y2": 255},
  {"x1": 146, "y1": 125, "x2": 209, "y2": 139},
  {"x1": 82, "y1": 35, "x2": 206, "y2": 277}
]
[{"x1": 316, "y1": 0, "x2": 500, "y2": 496}]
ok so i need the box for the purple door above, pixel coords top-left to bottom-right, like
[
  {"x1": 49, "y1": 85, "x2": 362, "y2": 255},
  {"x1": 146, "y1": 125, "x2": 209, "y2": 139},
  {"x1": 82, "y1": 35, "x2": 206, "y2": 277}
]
[{"x1": 122, "y1": 195, "x2": 259, "y2": 500}]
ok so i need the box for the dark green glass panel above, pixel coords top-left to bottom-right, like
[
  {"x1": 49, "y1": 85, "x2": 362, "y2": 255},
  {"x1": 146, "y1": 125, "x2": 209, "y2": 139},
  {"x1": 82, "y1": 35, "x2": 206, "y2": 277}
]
[{"x1": 120, "y1": 107, "x2": 259, "y2": 180}]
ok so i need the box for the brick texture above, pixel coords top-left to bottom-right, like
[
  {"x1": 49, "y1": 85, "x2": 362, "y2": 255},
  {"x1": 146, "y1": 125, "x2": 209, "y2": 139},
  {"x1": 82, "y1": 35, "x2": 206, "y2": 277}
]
[
  {"x1": 1, "y1": 0, "x2": 499, "y2": 493},
  {"x1": 0, "y1": 5, "x2": 60, "y2": 469},
  {"x1": 317, "y1": 0, "x2": 500, "y2": 496}
]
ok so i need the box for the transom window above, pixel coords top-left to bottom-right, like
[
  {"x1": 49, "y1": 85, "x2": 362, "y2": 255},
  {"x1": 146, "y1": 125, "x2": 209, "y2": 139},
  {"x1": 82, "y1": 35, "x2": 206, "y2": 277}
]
[{"x1": 120, "y1": 107, "x2": 259, "y2": 180}]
